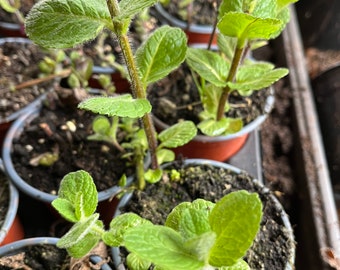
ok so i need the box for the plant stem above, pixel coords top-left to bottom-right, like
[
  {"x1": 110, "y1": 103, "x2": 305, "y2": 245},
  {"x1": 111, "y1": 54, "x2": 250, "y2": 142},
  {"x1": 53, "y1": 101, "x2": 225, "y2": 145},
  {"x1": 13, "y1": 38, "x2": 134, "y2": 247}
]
[
  {"x1": 106, "y1": 0, "x2": 159, "y2": 172},
  {"x1": 216, "y1": 46, "x2": 244, "y2": 120}
]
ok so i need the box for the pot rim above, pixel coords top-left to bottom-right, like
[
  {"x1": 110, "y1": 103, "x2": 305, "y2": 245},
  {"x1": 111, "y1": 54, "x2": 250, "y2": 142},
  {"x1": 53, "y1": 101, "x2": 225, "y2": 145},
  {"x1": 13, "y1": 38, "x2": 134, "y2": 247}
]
[
  {"x1": 0, "y1": 159, "x2": 19, "y2": 244},
  {"x1": 2, "y1": 103, "x2": 129, "y2": 204},
  {"x1": 154, "y1": 3, "x2": 215, "y2": 33}
]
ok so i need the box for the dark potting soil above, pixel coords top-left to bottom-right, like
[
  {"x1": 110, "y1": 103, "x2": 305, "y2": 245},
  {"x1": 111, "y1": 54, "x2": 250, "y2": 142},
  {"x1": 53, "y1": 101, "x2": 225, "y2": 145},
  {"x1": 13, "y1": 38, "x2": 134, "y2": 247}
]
[
  {"x1": 0, "y1": 172, "x2": 9, "y2": 231},
  {"x1": 0, "y1": 244, "x2": 70, "y2": 270},
  {"x1": 0, "y1": 41, "x2": 54, "y2": 120},
  {"x1": 149, "y1": 63, "x2": 271, "y2": 130},
  {"x1": 121, "y1": 162, "x2": 294, "y2": 269},
  {"x1": 10, "y1": 91, "x2": 134, "y2": 195},
  {"x1": 162, "y1": 0, "x2": 217, "y2": 25}
]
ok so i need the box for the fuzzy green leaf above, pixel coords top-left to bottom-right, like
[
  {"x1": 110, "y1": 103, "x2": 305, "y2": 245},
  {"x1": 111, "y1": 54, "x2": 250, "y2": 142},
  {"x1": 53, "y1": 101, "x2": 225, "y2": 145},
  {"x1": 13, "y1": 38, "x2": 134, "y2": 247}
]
[
  {"x1": 136, "y1": 26, "x2": 187, "y2": 88},
  {"x1": 218, "y1": 12, "x2": 283, "y2": 42},
  {"x1": 158, "y1": 121, "x2": 197, "y2": 148},
  {"x1": 217, "y1": 35, "x2": 237, "y2": 62},
  {"x1": 165, "y1": 199, "x2": 215, "y2": 232},
  {"x1": 0, "y1": 0, "x2": 20, "y2": 13},
  {"x1": 228, "y1": 67, "x2": 288, "y2": 94},
  {"x1": 103, "y1": 213, "x2": 151, "y2": 247},
  {"x1": 277, "y1": 0, "x2": 299, "y2": 10},
  {"x1": 209, "y1": 191, "x2": 263, "y2": 267},
  {"x1": 57, "y1": 214, "x2": 102, "y2": 250},
  {"x1": 199, "y1": 84, "x2": 224, "y2": 118},
  {"x1": 124, "y1": 225, "x2": 204, "y2": 270},
  {"x1": 126, "y1": 253, "x2": 152, "y2": 270},
  {"x1": 156, "y1": 148, "x2": 175, "y2": 164},
  {"x1": 52, "y1": 170, "x2": 98, "y2": 222},
  {"x1": 25, "y1": 0, "x2": 111, "y2": 48},
  {"x1": 198, "y1": 117, "x2": 243, "y2": 137},
  {"x1": 220, "y1": 259, "x2": 250, "y2": 270},
  {"x1": 91, "y1": 116, "x2": 111, "y2": 135},
  {"x1": 119, "y1": 0, "x2": 158, "y2": 19},
  {"x1": 78, "y1": 95, "x2": 151, "y2": 118},
  {"x1": 145, "y1": 168, "x2": 163, "y2": 184},
  {"x1": 64, "y1": 233, "x2": 101, "y2": 258},
  {"x1": 183, "y1": 232, "x2": 216, "y2": 262},
  {"x1": 186, "y1": 48, "x2": 229, "y2": 87},
  {"x1": 179, "y1": 208, "x2": 212, "y2": 239}
]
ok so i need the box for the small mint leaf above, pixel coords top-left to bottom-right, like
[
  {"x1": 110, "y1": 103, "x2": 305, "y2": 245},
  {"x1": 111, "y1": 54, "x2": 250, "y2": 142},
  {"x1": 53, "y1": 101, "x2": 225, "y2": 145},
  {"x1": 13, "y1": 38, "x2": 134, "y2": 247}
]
[
  {"x1": 119, "y1": 0, "x2": 158, "y2": 19},
  {"x1": 158, "y1": 121, "x2": 197, "y2": 148},
  {"x1": 136, "y1": 25, "x2": 187, "y2": 88},
  {"x1": 179, "y1": 208, "x2": 211, "y2": 239},
  {"x1": 25, "y1": 0, "x2": 111, "y2": 48},
  {"x1": 126, "y1": 253, "x2": 152, "y2": 270},
  {"x1": 186, "y1": 48, "x2": 229, "y2": 87},
  {"x1": 52, "y1": 170, "x2": 98, "y2": 222},
  {"x1": 78, "y1": 95, "x2": 151, "y2": 118},
  {"x1": 156, "y1": 148, "x2": 175, "y2": 164},
  {"x1": 145, "y1": 168, "x2": 163, "y2": 184}
]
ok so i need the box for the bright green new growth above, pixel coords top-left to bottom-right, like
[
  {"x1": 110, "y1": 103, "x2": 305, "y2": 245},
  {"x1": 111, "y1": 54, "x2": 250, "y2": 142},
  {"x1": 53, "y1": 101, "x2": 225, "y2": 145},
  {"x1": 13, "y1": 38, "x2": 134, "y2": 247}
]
[
  {"x1": 53, "y1": 170, "x2": 263, "y2": 270},
  {"x1": 185, "y1": 0, "x2": 297, "y2": 136}
]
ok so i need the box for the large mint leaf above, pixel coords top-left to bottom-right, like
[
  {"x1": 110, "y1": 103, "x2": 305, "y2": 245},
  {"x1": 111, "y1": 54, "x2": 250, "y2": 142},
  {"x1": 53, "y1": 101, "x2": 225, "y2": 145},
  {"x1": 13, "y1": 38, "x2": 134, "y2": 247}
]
[
  {"x1": 186, "y1": 48, "x2": 229, "y2": 88},
  {"x1": 25, "y1": 0, "x2": 111, "y2": 48},
  {"x1": 179, "y1": 208, "x2": 211, "y2": 239},
  {"x1": 103, "y1": 213, "x2": 151, "y2": 247},
  {"x1": 209, "y1": 191, "x2": 262, "y2": 267},
  {"x1": 119, "y1": 0, "x2": 158, "y2": 19},
  {"x1": 218, "y1": 12, "x2": 282, "y2": 42},
  {"x1": 158, "y1": 121, "x2": 197, "y2": 148},
  {"x1": 184, "y1": 232, "x2": 216, "y2": 262},
  {"x1": 52, "y1": 170, "x2": 98, "y2": 222},
  {"x1": 78, "y1": 95, "x2": 151, "y2": 118},
  {"x1": 124, "y1": 225, "x2": 204, "y2": 270},
  {"x1": 136, "y1": 26, "x2": 187, "y2": 89}
]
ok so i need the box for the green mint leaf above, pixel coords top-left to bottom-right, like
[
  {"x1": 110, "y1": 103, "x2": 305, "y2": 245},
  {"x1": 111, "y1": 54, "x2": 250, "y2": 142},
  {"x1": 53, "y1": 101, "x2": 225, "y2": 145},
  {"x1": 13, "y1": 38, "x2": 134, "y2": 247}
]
[
  {"x1": 25, "y1": 0, "x2": 111, "y2": 48},
  {"x1": 119, "y1": 0, "x2": 158, "y2": 19},
  {"x1": 184, "y1": 232, "x2": 216, "y2": 262},
  {"x1": 52, "y1": 170, "x2": 98, "y2": 222},
  {"x1": 136, "y1": 25, "x2": 187, "y2": 89},
  {"x1": 124, "y1": 225, "x2": 204, "y2": 270},
  {"x1": 126, "y1": 253, "x2": 152, "y2": 270},
  {"x1": 91, "y1": 116, "x2": 111, "y2": 136},
  {"x1": 57, "y1": 214, "x2": 102, "y2": 256},
  {"x1": 209, "y1": 191, "x2": 263, "y2": 267},
  {"x1": 198, "y1": 118, "x2": 243, "y2": 137},
  {"x1": 251, "y1": 0, "x2": 277, "y2": 18},
  {"x1": 158, "y1": 121, "x2": 197, "y2": 148},
  {"x1": 145, "y1": 168, "x2": 163, "y2": 184},
  {"x1": 220, "y1": 259, "x2": 250, "y2": 270},
  {"x1": 228, "y1": 67, "x2": 288, "y2": 94},
  {"x1": 156, "y1": 149, "x2": 175, "y2": 164},
  {"x1": 186, "y1": 48, "x2": 229, "y2": 88},
  {"x1": 0, "y1": 0, "x2": 20, "y2": 13},
  {"x1": 217, "y1": 35, "x2": 237, "y2": 62},
  {"x1": 165, "y1": 199, "x2": 215, "y2": 232},
  {"x1": 218, "y1": 12, "x2": 283, "y2": 42},
  {"x1": 179, "y1": 208, "x2": 211, "y2": 239},
  {"x1": 200, "y1": 84, "x2": 224, "y2": 118},
  {"x1": 277, "y1": 0, "x2": 299, "y2": 10},
  {"x1": 103, "y1": 213, "x2": 151, "y2": 247},
  {"x1": 78, "y1": 95, "x2": 152, "y2": 118}
]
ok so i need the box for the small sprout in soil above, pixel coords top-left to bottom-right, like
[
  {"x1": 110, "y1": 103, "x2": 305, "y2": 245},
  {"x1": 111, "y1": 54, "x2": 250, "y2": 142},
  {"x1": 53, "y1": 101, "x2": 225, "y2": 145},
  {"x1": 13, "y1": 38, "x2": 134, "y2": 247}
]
[{"x1": 52, "y1": 170, "x2": 263, "y2": 270}]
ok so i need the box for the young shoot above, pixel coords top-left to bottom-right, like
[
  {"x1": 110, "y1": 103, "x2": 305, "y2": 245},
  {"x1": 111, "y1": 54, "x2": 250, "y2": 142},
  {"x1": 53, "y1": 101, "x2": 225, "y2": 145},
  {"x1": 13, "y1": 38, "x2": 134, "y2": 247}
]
[{"x1": 52, "y1": 170, "x2": 263, "y2": 270}]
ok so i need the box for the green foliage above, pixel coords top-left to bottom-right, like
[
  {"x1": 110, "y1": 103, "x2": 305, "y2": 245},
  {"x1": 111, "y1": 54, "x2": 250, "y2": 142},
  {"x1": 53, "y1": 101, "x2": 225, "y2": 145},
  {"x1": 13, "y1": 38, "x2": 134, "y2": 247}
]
[
  {"x1": 52, "y1": 171, "x2": 263, "y2": 269},
  {"x1": 184, "y1": 0, "x2": 297, "y2": 136}
]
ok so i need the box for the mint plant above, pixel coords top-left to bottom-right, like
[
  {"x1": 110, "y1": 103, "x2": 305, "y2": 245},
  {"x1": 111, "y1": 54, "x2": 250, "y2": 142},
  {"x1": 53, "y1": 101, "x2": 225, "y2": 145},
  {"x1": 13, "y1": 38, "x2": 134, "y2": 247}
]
[
  {"x1": 182, "y1": 0, "x2": 297, "y2": 136},
  {"x1": 52, "y1": 170, "x2": 263, "y2": 270},
  {"x1": 25, "y1": 0, "x2": 197, "y2": 186}
]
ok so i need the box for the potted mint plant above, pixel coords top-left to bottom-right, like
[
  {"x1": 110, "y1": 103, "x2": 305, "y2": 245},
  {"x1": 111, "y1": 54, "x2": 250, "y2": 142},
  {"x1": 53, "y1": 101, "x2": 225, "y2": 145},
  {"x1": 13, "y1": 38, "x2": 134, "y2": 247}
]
[
  {"x1": 150, "y1": 0, "x2": 298, "y2": 161},
  {"x1": 51, "y1": 169, "x2": 263, "y2": 270}
]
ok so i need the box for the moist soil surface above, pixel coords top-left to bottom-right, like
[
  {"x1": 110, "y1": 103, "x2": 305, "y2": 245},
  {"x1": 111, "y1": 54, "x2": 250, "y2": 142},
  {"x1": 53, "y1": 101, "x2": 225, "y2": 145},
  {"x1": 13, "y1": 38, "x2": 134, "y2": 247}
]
[
  {"x1": 0, "y1": 171, "x2": 10, "y2": 233},
  {"x1": 10, "y1": 90, "x2": 134, "y2": 195},
  {"x1": 0, "y1": 40, "x2": 53, "y2": 121},
  {"x1": 120, "y1": 161, "x2": 294, "y2": 269}
]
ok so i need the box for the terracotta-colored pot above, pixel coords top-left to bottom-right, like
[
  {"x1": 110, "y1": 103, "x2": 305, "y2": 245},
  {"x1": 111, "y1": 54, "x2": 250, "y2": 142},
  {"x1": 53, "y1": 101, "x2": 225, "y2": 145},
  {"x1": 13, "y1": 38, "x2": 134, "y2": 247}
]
[
  {"x1": 154, "y1": 3, "x2": 217, "y2": 45},
  {"x1": 152, "y1": 88, "x2": 275, "y2": 162},
  {"x1": 0, "y1": 21, "x2": 26, "y2": 37},
  {"x1": 0, "y1": 160, "x2": 24, "y2": 246}
]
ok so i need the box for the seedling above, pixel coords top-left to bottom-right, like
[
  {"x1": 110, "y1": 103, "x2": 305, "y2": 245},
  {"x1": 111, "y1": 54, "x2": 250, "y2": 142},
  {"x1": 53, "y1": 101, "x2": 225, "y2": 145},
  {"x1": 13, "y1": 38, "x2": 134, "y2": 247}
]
[
  {"x1": 25, "y1": 0, "x2": 197, "y2": 187},
  {"x1": 182, "y1": 0, "x2": 298, "y2": 136},
  {"x1": 52, "y1": 170, "x2": 263, "y2": 270}
]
